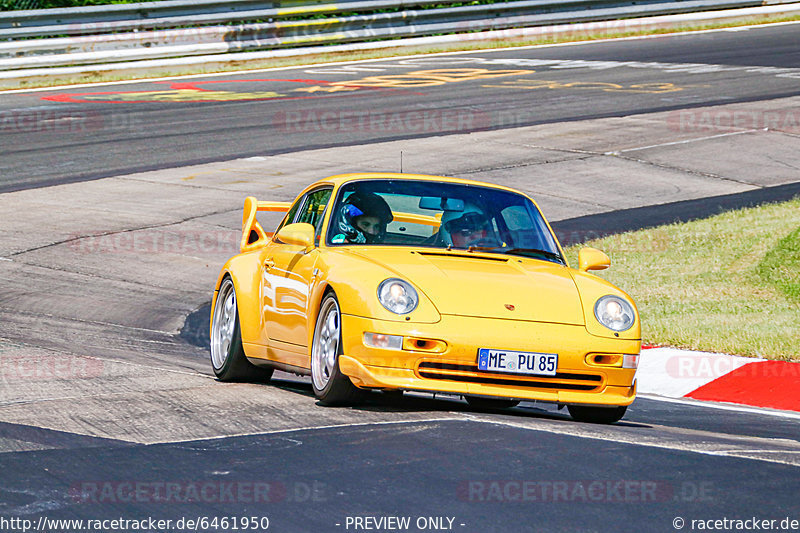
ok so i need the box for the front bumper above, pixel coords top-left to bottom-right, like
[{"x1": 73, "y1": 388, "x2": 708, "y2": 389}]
[{"x1": 338, "y1": 314, "x2": 639, "y2": 407}]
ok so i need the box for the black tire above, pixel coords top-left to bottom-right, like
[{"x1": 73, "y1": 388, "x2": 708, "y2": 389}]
[
  {"x1": 465, "y1": 396, "x2": 520, "y2": 410},
  {"x1": 311, "y1": 293, "x2": 363, "y2": 406},
  {"x1": 567, "y1": 404, "x2": 627, "y2": 424},
  {"x1": 210, "y1": 277, "x2": 274, "y2": 382}
]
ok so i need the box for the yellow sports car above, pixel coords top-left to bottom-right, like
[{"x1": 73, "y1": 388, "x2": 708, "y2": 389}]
[{"x1": 210, "y1": 173, "x2": 640, "y2": 424}]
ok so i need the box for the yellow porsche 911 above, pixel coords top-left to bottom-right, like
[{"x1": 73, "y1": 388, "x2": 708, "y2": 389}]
[{"x1": 210, "y1": 173, "x2": 640, "y2": 424}]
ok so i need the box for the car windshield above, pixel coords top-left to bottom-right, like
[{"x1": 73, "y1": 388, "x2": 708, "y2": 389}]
[{"x1": 326, "y1": 179, "x2": 564, "y2": 263}]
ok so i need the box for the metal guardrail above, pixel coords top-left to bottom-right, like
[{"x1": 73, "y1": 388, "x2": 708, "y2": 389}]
[
  {"x1": 1, "y1": 0, "x2": 452, "y2": 38},
  {"x1": 0, "y1": 0, "x2": 779, "y2": 70}
]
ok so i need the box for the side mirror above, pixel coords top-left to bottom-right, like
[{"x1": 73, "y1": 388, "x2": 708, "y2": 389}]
[
  {"x1": 578, "y1": 247, "x2": 610, "y2": 272},
  {"x1": 276, "y1": 222, "x2": 315, "y2": 248}
]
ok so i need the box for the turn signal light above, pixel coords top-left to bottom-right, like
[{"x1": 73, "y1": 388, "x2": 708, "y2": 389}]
[
  {"x1": 363, "y1": 332, "x2": 403, "y2": 350},
  {"x1": 622, "y1": 354, "x2": 640, "y2": 369}
]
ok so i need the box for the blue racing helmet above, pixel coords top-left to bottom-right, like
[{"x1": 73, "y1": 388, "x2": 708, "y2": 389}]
[{"x1": 333, "y1": 191, "x2": 393, "y2": 244}]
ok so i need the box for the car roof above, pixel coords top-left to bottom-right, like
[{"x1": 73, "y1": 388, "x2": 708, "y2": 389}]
[{"x1": 319, "y1": 173, "x2": 521, "y2": 194}]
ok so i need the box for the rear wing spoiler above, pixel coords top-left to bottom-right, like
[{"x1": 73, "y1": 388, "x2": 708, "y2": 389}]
[
  {"x1": 240, "y1": 196, "x2": 291, "y2": 252},
  {"x1": 394, "y1": 212, "x2": 442, "y2": 227}
]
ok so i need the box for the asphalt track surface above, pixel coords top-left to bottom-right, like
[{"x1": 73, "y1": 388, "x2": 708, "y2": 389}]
[
  {"x1": 2, "y1": 23, "x2": 800, "y2": 192},
  {"x1": 2, "y1": 23, "x2": 800, "y2": 533},
  {"x1": 2, "y1": 395, "x2": 800, "y2": 532}
]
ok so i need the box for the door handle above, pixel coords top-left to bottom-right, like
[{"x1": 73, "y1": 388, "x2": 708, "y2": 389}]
[{"x1": 264, "y1": 259, "x2": 275, "y2": 270}]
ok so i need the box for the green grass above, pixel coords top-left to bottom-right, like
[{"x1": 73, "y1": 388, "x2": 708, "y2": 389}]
[
  {"x1": 758, "y1": 225, "x2": 800, "y2": 303},
  {"x1": 565, "y1": 198, "x2": 800, "y2": 361}
]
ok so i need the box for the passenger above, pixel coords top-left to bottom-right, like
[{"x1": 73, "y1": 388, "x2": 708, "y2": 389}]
[{"x1": 331, "y1": 191, "x2": 393, "y2": 244}]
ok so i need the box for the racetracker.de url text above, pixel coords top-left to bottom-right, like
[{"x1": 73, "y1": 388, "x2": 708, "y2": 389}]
[{"x1": 0, "y1": 515, "x2": 270, "y2": 532}]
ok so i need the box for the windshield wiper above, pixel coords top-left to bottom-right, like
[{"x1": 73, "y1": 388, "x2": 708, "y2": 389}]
[{"x1": 468, "y1": 246, "x2": 564, "y2": 263}]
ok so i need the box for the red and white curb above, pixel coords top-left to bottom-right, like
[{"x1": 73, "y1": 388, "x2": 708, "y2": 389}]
[{"x1": 636, "y1": 347, "x2": 800, "y2": 413}]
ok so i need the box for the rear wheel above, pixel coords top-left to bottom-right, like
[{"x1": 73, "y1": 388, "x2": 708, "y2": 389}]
[
  {"x1": 311, "y1": 293, "x2": 363, "y2": 405},
  {"x1": 465, "y1": 396, "x2": 520, "y2": 410},
  {"x1": 210, "y1": 277, "x2": 273, "y2": 382},
  {"x1": 567, "y1": 404, "x2": 627, "y2": 424}
]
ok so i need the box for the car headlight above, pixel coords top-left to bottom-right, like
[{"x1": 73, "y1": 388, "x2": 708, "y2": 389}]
[
  {"x1": 377, "y1": 278, "x2": 418, "y2": 315},
  {"x1": 594, "y1": 295, "x2": 635, "y2": 332}
]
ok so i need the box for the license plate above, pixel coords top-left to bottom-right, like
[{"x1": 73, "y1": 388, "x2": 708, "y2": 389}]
[{"x1": 477, "y1": 349, "x2": 558, "y2": 376}]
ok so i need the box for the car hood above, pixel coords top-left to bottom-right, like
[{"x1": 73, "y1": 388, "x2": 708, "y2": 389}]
[{"x1": 345, "y1": 248, "x2": 585, "y2": 325}]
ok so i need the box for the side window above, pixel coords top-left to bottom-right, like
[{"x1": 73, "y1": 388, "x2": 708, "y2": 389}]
[
  {"x1": 273, "y1": 187, "x2": 332, "y2": 239},
  {"x1": 296, "y1": 188, "x2": 332, "y2": 237}
]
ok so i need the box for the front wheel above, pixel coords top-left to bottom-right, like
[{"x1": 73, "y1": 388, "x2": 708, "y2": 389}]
[
  {"x1": 210, "y1": 277, "x2": 273, "y2": 382},
  {"x1": 311, "y1": 293, "x2": 363, "y2": 405},
  {"x1": 567, "y1": 404, "x2": 627, "y2": 424}
]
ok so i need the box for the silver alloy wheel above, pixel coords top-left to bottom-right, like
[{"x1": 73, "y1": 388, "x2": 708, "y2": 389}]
[
  {"x1": 210, "y1": 278, "x2": 237, "y2": 370},
  {"x1": 312, "y1": 296, "x2": 340, "y2": 391}
]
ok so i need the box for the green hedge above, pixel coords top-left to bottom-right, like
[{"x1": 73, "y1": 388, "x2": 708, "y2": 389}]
[
  {"x1": 1, "y1": 0, "x2": 492, "y2": 10},
  {"x1": 1, "y1": 0, "x2": 164, "y2": 9}
]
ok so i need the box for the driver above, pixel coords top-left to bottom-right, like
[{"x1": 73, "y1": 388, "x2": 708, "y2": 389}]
[
  {"x1": 443, "y1": 211, "x2": 494, "y2": 248},
  {"x1": 331, "y1": 191, "x2": 393, "y2": 244}
]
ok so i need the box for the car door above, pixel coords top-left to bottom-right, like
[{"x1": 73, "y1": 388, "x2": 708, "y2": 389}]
[{"x1": 262, "y1": 187, "x2": 332, "y2": 364}]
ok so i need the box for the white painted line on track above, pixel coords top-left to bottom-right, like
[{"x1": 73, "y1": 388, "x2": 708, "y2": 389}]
[
  {"x1": 3, "y1": 19, "x2": 799, "y2": 95},
  {"x1": 142, "y1": 404, "x2": 800, "y2": 467},
  {"x1": 722, "y1": 450, "x2": 800, "y2": 454},
  {"x1": 0, "y1": 425, "x2": 138, "y2": 447},
  {"x1": 5, "y1": 393, "x2": 797, "y2": 458},
  {"x1": 73, "y1": 354, "x2": 211, "y2": 379},
  {"x1": 144, "y1": 417, "x2": 467, "y2": 445},
  {"x1": 638, "y1": 394, "x2": 800, "y2": 420},
  {"x1": 615, "y1": 129, "x2": 763, "y2": 154},
  {"x1": 463, "y1": 414, "x2": 800, "y2": 467}
]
